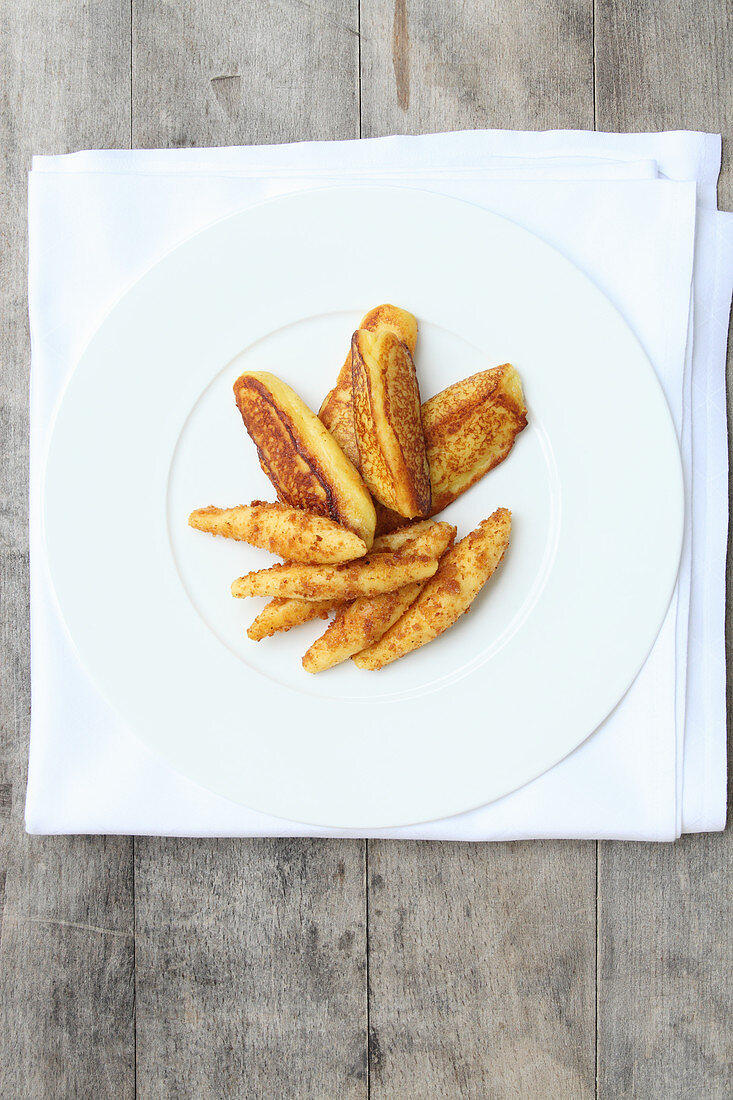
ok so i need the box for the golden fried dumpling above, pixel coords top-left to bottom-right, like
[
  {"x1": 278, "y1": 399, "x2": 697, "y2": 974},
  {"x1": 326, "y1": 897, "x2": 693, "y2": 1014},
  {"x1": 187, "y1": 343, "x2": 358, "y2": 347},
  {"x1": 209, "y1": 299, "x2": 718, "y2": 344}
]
[
  {"x1": 233, "y1": 370, "x2": 376, "y2": 548},
  {"x1": 354, "y1": 507, "x2": 511, "y2": 669},
  {"x1": 351, "y1": 329, "x2": 431, "y2": 519},
  {"x1": 231, "y1": 549, "x2": 438, "y2": 601},
  {"x1": 188, "y1": 502, "x2": 367, "y2": 564},
  {"x1": 372, "y1": 363, "x2": 527, "y2": 533},
  {"x1": 319, "y1": 304, "x2": 417, "y2": 466},
  {"x1": 301, "y1": 522, "x2": 456, "y2": 672},
  {"x1": 423, "y1": 364, "x2": 527, "y2": 514}
]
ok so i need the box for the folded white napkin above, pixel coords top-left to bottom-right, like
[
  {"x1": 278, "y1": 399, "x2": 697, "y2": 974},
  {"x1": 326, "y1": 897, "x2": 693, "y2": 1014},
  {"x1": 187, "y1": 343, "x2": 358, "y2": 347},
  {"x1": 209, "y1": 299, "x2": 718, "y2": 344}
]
[{"x1": 26, "y1": 130, "x2": 732, "y2": 840}]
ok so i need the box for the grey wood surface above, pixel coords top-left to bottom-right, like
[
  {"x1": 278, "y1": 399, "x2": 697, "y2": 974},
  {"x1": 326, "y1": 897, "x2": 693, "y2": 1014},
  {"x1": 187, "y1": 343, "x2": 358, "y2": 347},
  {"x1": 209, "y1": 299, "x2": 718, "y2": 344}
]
[
  {"x1": 134, "y1": 838, "x2": 367, "y2": 1100},
  {"x1": 368, "y1": 842, "x2": 596, "y2": 1099},
  {"x1": 0, "y1": 2, "x2": 730, "y2": 1099}
]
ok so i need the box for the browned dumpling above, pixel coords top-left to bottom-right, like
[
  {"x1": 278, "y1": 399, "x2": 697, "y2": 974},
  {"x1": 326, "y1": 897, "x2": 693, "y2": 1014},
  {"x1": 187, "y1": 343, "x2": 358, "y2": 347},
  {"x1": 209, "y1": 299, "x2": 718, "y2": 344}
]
[
  {"x1": 351, "y1": 328, "x2": 431, "y2": 519},
  {"x1": 233, "y1": 370, "x2": 376, "y2": 548}
]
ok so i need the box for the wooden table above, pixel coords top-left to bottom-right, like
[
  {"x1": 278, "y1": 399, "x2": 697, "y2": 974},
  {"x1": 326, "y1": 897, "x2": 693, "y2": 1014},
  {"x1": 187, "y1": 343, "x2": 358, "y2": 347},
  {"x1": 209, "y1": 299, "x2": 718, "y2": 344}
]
[{"x1": 1, "y1": 3, "x2": 730, "y2": 1097}]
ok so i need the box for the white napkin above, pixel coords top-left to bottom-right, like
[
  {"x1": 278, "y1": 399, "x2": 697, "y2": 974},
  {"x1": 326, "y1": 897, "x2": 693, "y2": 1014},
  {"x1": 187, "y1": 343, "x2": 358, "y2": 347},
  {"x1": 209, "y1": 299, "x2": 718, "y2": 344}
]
[{"x1": 26, "y1": 130, "x2": 732, "y2": 840}]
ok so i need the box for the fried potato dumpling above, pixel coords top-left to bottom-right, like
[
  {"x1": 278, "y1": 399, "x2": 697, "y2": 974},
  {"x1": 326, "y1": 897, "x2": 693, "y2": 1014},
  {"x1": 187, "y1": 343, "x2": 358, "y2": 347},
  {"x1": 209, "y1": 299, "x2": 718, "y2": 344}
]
[
  {"x1": 351, "y1": 329, "x2": 431, "y2": 519},
  {"x1": 302, "y1": 522, "x2": 456, "y2": 672},
  {"x1": 258, "y1": 520, "x2": 453, "y2": 632},
  {"x1": 370, "y1": 364, "x2": 527, "y2": 533},
  {"x1": 189, "y1": 502, "x2": 367, "y2": 564},
  {"x1": 247, "y1": 597, "x2": 340, "y2": 641},
  {"x1": 233, "y1": 370, "x2": 376, "y2": 548},
  {"x1": 319, "y1": 305, "x2": 418, "y2": 466},
  {"x1": 231, "y1": 549, "x2": 438, "y2": 602},
  {"x1": 318, "y1": 306, "x2": 526, "y2": 532},
  {"x1": 354, "y1": 507, "x2": 511, "y2": 669},
  {"x1": 302, "y1": 584, "x2": 423, "y2": 674},
  {"x1": 423, "y1": 364, "x2": 527, "y2": 515}
]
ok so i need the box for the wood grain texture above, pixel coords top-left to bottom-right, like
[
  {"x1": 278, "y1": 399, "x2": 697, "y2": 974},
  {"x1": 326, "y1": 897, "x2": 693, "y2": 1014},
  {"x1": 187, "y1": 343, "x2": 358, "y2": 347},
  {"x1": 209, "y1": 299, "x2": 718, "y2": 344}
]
[
  {"x1": 598, "y1": 837, "x2": 733, "y2": 1098},
  {"x1": 360, "y1": 3, "x2": 598, "y2": 1096},
  {"x1": 360, "y1": 0, "x2": 594, "y2": 136},
  {"x1": 135, "y1": 839, "x2": 367, "y2": 1100},
  {"x1": 0, "y1": 839, "x2": 135, "y2": 1099},
  {"x1": 132, "y1": 6, "x2": 368, "y2": 1098},
  {"x1": 368, "y1": 842, "x2": 596, "y2": 1099},
  {"x1": 596, "y1": 2, "x2": 732, "y2": 1097},
  {"x1": 132, "y1": 0, "x2": 360, "y2": 147},
  {"x1": 0, "y1": 5, "x2": 135, "y2": 1097},
  {"x1": 595, "y1": 0, "x2": 733, "y2": 189}
]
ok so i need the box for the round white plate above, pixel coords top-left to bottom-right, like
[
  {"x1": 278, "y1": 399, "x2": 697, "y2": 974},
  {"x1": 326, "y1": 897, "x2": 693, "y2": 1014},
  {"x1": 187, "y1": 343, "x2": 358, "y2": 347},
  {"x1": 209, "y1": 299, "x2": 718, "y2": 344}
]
[{"x1": 43, "y1": 186, "x2": 683, "y2": 828}]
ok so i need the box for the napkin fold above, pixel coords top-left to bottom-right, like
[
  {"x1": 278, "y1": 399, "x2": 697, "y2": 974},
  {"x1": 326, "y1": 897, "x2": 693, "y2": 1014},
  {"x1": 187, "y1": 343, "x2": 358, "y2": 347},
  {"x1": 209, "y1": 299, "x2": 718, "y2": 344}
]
[{"x1": 26, "y1": 130, "x2": 732, "y2": 840}]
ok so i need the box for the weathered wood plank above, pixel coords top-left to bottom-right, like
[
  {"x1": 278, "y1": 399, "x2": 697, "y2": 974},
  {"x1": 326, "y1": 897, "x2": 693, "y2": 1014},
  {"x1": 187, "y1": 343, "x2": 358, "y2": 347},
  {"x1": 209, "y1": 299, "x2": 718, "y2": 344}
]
[
  {"x1": 368, "y1": 841, "x2": 597, "y2": 1099},
  {"x1": 598, "y1": 837, "x2": 732, "y2": 1098},
  {"x1": 132, "y1": 0, "x2": 360, "y2": 147},
  {"x1": 361, "y1": 8, "x2": 597, "y2": 1095},
  {"x1": 135, "y1": 839, "x2": 367, "y2": 1100},
  {"x1": 0, "y1": 3, "x2": 135, "y2": 1098},
  {"x1": 131, "y1": 5, "x2": 368, "y2": 1098},
  {"x1": 595, "y1": 0, "x2": 733, "y2": 150},
  {"x1": 360, "y1": 0, "x2": 594, "y2": 136},
  {"x1": 596, "y1": 3, "x2": 732, "y2": 1095},
  {"x1": 0, "y1": 839, "x2": 136, "y2": 1099}
]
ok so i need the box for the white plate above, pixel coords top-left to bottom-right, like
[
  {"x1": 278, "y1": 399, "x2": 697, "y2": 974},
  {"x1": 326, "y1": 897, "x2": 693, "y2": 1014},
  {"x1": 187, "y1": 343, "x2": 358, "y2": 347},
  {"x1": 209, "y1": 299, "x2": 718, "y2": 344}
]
[{"x1": 43, "y1": 186, "x2": 683, "y2": 828}]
